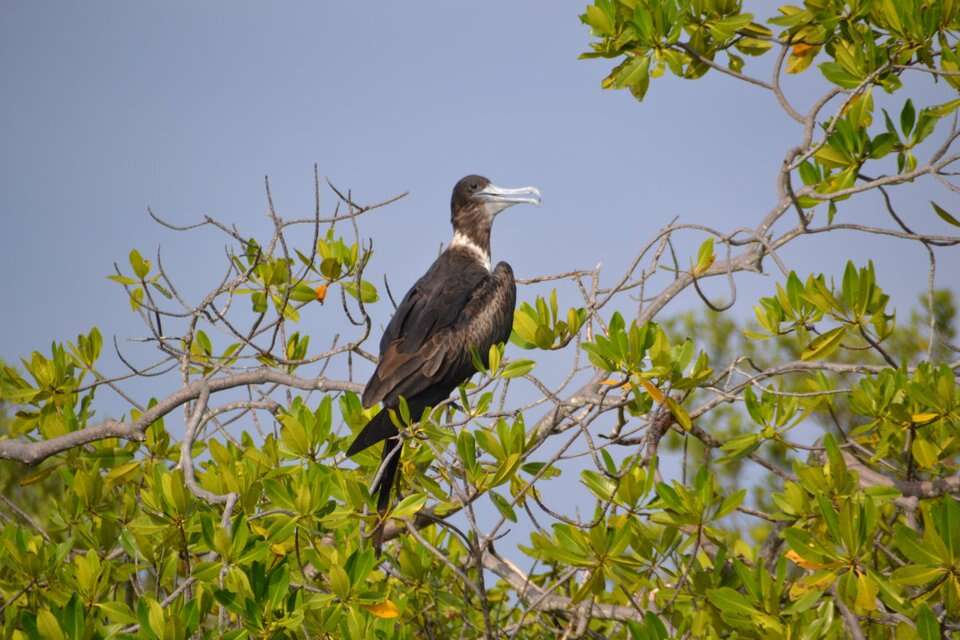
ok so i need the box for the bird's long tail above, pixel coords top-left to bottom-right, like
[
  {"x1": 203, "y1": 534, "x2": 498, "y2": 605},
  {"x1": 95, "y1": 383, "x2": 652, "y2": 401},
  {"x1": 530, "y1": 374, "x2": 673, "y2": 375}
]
[
  {"x1": 345, "y1": 408, "x2": 397, "y2": 457},
  {"x1": 345, "y1": 408, "x2": 402, "y2": 554},
  {"x1": 372, "y1": 437, "x2": 402, "y2": 553},
  {"x1": 373, "y1": 436, "x2": 402, "y2": 512}
]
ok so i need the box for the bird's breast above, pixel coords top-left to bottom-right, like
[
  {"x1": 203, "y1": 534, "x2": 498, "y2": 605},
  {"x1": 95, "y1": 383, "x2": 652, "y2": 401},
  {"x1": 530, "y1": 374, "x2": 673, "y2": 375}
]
[{"x1": 459, "y1": 262, "x2": 517, "y2": 355}]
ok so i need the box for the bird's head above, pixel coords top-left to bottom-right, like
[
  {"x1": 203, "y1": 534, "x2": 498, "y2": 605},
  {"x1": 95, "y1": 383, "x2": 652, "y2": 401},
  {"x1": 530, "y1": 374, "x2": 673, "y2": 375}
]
[
  {"x1": 451, "y1": 175, "x2": 541, "y2": 222},
  {"x1": 449, "y1": 175, "x2": 541, "y2": 259}
]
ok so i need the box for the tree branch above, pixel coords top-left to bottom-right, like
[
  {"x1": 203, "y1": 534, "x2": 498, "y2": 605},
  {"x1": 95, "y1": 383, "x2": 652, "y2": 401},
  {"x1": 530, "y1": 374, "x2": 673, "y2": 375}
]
[{"x1": 0, "y1": 369, "x2": 362, "y2": 464}]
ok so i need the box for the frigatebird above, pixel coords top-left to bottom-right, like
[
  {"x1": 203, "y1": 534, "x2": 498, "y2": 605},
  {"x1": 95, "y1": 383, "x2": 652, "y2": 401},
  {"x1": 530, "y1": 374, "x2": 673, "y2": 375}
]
[{"x1": 346, "y1": 175, "x2": 541, "y2": 543}]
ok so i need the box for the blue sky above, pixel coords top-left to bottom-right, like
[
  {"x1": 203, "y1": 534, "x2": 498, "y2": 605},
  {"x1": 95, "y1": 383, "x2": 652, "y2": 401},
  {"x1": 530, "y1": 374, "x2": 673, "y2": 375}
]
[
  {"x1": 2, "y1": 1, "x2": 955, "y2": 366},
  {"x1": 2, "y1": 2, "x2": 958, "y2": 552}
]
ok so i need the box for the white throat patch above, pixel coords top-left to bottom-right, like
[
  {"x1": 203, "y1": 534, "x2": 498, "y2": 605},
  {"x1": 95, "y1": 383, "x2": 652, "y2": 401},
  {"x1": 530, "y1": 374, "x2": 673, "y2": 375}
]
[{"x1": 450, "y1": 231, "x2": 491, "y2": 271}]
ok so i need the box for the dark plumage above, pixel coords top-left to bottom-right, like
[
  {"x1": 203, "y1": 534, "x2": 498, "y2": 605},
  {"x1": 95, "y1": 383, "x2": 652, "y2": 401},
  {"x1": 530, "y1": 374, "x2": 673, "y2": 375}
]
[{"x1": 346, "y1": 175, "x2": 541, "y2": 546}]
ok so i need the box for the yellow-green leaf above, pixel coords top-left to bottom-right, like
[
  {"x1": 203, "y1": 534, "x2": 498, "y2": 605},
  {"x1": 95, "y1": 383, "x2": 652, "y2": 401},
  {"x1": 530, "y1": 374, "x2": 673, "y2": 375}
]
[
  {"x1": 96, "y1": 601, "x2": 138, "y2": 625},
  {"x1": 855, "y1": 573, "x2": 878, "y2": 612},
  {"x1": 501, "y1": 359, "x2": 535, "y2": 379},
  {"x1": 665, "y1": 397, "x2": 692, "y2": 431},
  {"x1": 695, "y1": 238, "x2": 715, "y2": 275},
  {"x1": 637, "y1": 378, "x2": 666, "y2": 404},
  {"x1": 106, "y1": 461, "x2": 141, "y2": 484},
  {"x1": 390, "y1": 493, "x2": 427, "y2": 520},
  {"x1": 912, "y1": 437, "x2": 939, "y2": 469},
  {"x1": 36, "y1": 610, "x2": 64, "y2": 640},
  {"x1": 932, "y1": 201, "x2": 960, "y2": 227},
  {"x1": 800, "y1": 326, "x2": 845, "y2": 361},
  {"x1": 328, "y1": 563, "x2": 351, "y2": 599},
  {"x1": 18, "y1": 465, "x2": 57, "y2": 487}
]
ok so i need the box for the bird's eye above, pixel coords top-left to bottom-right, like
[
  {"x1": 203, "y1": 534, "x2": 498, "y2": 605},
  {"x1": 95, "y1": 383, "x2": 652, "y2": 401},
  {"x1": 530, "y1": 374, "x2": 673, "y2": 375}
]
[{"x1": 470, "y1": 183, "x2": 479, "y2": 190}]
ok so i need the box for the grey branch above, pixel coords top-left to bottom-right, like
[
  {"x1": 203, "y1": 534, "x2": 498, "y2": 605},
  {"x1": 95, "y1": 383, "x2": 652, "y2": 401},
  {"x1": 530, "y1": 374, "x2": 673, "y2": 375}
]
[
  {"x1": 0, "y1": 369, "x2": 363, "y2": 464},
  {"x1": 843, "y1": 451, "x2": 960, "y2": 501},
  {"x1": 482, "y1": 549, "x2": 656, "y2": 625}
]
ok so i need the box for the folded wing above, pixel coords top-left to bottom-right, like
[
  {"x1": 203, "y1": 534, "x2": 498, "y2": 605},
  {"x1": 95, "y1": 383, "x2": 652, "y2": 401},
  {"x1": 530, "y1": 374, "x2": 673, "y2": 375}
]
[{"x1": 362, "y1": 254, "x2": 490, "y2": 410}]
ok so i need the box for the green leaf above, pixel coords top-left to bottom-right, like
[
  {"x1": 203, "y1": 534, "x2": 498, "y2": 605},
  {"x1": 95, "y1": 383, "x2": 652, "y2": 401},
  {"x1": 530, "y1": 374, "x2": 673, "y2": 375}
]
[
  {"x1": 487, "y1": 343, "x2": 502, "y2": 374},
  {"x1": 581, "y1": 469, "x2": 616, "y2": 501},
  {"x1": 827, "y1": 200, "x2": 838, "y2": 224},
  {"x1": 320, "y1": 257, "x2": 342, "y2": 280},
  {"x1": 869, "y1": 132, "x2": 897, "y2": 159},
  {"x1": 36, "y1": 609, "x2": 64, "y2": 640},
  {"x1": 718, "y1": 433, "x2": 760, "y2": 461},
  {"x1": 129, "y1": 249, "x2": 150, "y2": 279},
  {"x1": 521, "y1": 461, "x2": 561, "y2": 479},
  {"x1": 819, "y1": 62, "x2": 860, "y2": 89},
  {"x1": 855, "y1": 572, "x2": 878, "y2": 611},
  {"x1": 289, "y1": 282, "x2": 320, "y2": 302},
  {"x1": 823, "y1": 433, "x2": 848, "y2": 486},
  {"x1": 695, "y1": 238, "x2": 715, "y2": 275},
  {"x1": 129, "y1": 286, "x2": 144, "y2": 311},
  {"x1": 665, "y1": 397, "x2": 691, "y2": 431},
  {"x1": 490, "y1": 453, "x2": 522, "y2": 486},
  {"x1": 901, "y1": 99, "x2": 916, "y2": 137},
  {"x1": 62, "y1": 594, "x2": 84, "y2": 640},
  {"x1": 893, "y1": 525, "x2": 943, "y2": 565},
  {"x1": 928, "y1": 98, "x2": 960, "y2": 118},
  {"x1": 932, "y1": 201, "x2": 960, "y2": 227},
  {"x1": 534, "y1": 325, "x2": 555, "y2": 349},
  {"x1": 715, "y1": 489, "x2": 746, "y2": 520},
  {"x1": 800, "y1": 326, "x2": 845, "y2": 361},
  {"x1": 609, "y1": 55, "x2": 651, "y2": 101},
  {"x1": 342, "y1": 280, "x2": 379, "y2": 303},
  {"x1": 582, "y1": 4, "x2": 615, "y2": 36},
  {"x1": 706, "y1": 587, "x2": 759, "y2": 617},
  {"x1": 107, "y1": 274, "x2": 138, "y2": 285},
  {"x1": 489, "y1": 490, "x2": 517, "y2": 522},
  {"x1": 916, "y1": 603, "x2": 940, "y2": 640},
  {"x1": 784, "y1": 527, "x2": 837, "y2": 565},
  {"x1": 96, "y1": 601, "x2": 138, "y2": 625},
  {"x1": 328, "y1": 563, "x2": 351, "y2": 599},
  {"x1": 814, "y1": 145, "x2": 852, "y2": 169},
  {"x1": 911, "y1": 436, "x2": 939, "y2": 469},
  {"x1": 475, "y1": 429, "x2": 505, "y2": 460},
  {"x1": 390, "y1": 493, "x2": 427, "y2": 519},
  {"x1": 706, "y1": 13, "x2": 753, "y2": 41},
  {"x1": 914, "y1": 112, "x2": 938, "y2": 145},
  {"x1": 457, "y1": 432, "x2": 478, "y2": 479},
  {"x1": 501, "y1": 359, "x2": 535, "y2": 379},
  {"x1": 890, "y1": 565, "x2": 946, "y2": 586},
  {"x1": 150, "y1": 281, "x2": 172, "y2": 299},
  {"x1": 735, "y1": 36, "x2": 772, "y2": 56}
]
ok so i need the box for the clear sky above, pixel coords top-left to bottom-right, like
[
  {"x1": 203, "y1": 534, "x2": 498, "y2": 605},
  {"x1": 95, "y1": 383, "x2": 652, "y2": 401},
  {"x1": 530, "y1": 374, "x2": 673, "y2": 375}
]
[
  {"x1": 2, "y1": 1, "x2": 956, "y2": 364},
  {"x1": 2, "y1": 2, "x2": 957, "y2": 549}
]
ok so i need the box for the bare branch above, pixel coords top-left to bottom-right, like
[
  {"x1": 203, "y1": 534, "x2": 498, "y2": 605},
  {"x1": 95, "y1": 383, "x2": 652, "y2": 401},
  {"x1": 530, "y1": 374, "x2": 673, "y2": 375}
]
[{"x1": 0, "y1": 370, "x2": 362, "y2": 464}]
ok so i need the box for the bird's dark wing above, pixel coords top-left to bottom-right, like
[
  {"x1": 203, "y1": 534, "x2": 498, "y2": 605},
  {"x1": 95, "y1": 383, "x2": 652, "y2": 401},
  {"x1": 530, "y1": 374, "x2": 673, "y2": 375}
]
[
  {"x1": 362, "y1": 253, "x2": 489, "y2": 409},
  {"x1": 377, "y1": 254, "x2": 490, "y2": 355},
  {"x1": 347, "y1": 259, "x2": 515, "y2": 458},
  {"x1": 346, "y1": 330, "x2": 460, "y2": 458}
]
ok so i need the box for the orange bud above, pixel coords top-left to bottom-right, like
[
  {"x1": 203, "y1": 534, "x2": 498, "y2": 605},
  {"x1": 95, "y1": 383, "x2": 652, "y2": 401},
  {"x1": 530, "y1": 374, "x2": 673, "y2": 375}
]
[{"x1": 315, "y1": 284, "x2": 328, "y2": 304}]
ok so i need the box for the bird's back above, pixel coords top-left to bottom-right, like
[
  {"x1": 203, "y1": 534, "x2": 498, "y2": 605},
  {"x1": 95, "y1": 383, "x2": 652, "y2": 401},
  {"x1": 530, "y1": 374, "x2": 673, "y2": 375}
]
[{"x1": 362, "y1": 248, "x2": 515, "y2": 410}]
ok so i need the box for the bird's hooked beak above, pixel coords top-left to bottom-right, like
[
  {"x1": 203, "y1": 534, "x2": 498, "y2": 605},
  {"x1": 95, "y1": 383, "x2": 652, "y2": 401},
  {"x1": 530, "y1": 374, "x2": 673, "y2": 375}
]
[{"x1": 476, "y1": 183, "x2": 542, "y2": 216}]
